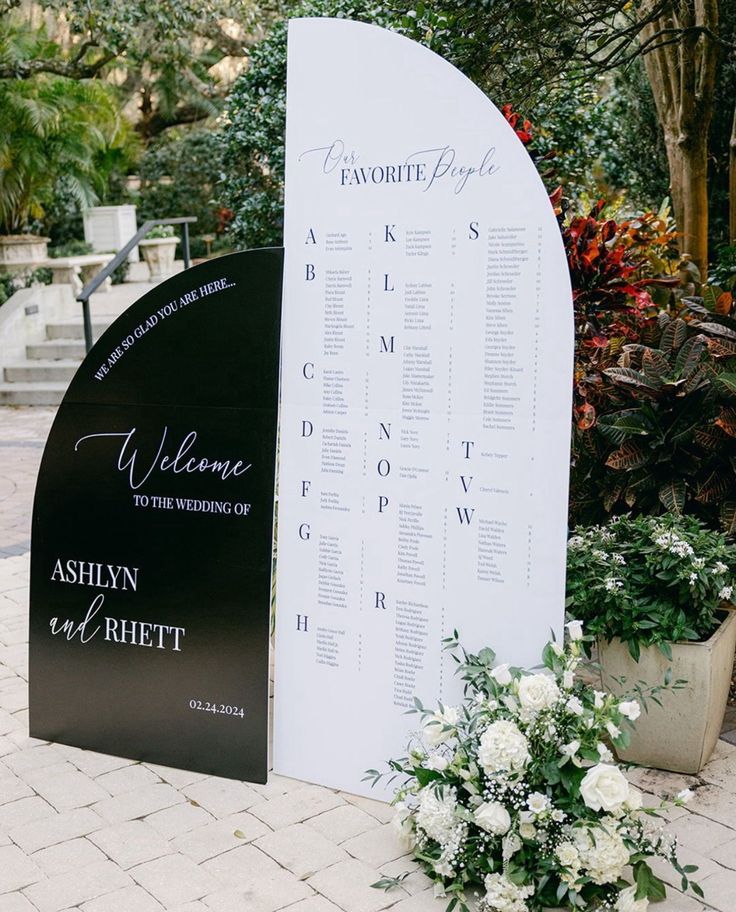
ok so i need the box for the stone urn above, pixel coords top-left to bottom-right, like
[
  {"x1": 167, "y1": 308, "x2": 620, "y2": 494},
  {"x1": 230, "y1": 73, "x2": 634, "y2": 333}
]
[
  {"x1": 138, "y1": 236, "x2": 178, "y2": 280},
  {"x1": 598, "y1": 608, "x2": 736, "y2": 773},
  {"x1": 0, "y1": 234, "x2": 50, "y2": 275}
]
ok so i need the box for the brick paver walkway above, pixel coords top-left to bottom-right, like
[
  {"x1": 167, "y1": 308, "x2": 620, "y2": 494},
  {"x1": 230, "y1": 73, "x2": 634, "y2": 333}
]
[{"x1": 1, "y1": 407, "x2": 734, "y2": 911}]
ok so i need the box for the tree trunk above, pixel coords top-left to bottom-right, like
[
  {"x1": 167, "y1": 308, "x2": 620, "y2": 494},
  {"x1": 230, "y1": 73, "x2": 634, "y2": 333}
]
[
  {"x1": 638, "y1": 0, "x2": 720, "y2": 280},
  {"x1": 730, "y1": 105, "x2": 736, "y2": 243}
]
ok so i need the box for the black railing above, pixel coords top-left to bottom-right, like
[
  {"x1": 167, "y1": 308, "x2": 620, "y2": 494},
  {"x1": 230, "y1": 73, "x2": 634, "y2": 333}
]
[{"x1": 77, "y1": 217, "x2": 197, "y2": 353}]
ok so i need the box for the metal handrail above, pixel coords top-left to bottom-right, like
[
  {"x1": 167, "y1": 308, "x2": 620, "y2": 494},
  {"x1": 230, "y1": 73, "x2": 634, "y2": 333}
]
[{"x1": 77, "y1": 216, "x2": 197, "y2": 353}]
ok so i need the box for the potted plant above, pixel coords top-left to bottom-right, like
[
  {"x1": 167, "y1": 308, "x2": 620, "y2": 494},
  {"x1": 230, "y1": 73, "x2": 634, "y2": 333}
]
[
  {"x1": 138, "y1": 225, "x2": 179, "y2": 279},
  {"x1": 0, "y1": 74, "x2": 124, "y2": 275},
  {"x1": 567, "y1": 513, "x2": 736, "y2": 773},
  {"x1": 369, "y1": 629, "x2": 702, "y2": 911}
]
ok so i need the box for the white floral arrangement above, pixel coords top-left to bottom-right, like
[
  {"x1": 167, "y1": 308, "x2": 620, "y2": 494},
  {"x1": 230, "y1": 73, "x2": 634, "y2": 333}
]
[{"x1": 367, "y1": 623, "x2": 702, "y2": 912}]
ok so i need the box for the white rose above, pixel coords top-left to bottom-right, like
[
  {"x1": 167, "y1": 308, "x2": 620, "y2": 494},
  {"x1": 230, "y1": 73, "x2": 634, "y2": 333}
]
[
  {"x1": 624, "y1": 787, "x2": 643, "y2": 811},
  {"x1": 474, "y1": 800, "x2": 511, "y2": 835},
  {"x1": 580, "y1": 763, "x2": 630, "y2": 813},
  {"x1": 616, "y1": 885, "x2": 649, "y2": 912},
  {"x1": 618, "y1": 700, "x2": 641, "y2": 721},
  {"x1": 391, "y1": 803, "x2": 416, "y2": 850},
  {"x1": 555, "y1": 841, "x2": 580, "y2": 869},
  {"x1": 519, "y1": 821, "x2": 536, "y2": 839},
  {"x1": 426, "y1": 755, "x2": 449, "y2": 772},
  {"x1": 566, "y1": 696, "x2": 584, "y2": 716},
  {"x1": 566, "y1": 619, "x2": 584, "y2": 640},
  {"x1": 423, "y1": 706, "x2": 459, "y2": 747},
  {"x1": 490, "y1": 663, "x2": 513, "y2": 685},
  {"x1": 517, "y1": 673, "x2": 560, "y2": 716},
  {"x1": 478, "y1": 720, "x2": 530, "y2": 775}
]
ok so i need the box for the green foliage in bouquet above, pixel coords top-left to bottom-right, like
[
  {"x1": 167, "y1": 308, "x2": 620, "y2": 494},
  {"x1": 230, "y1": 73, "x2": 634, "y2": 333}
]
[
  {"x1": 566, "y1": 514, "x2": 736, "y2": 661},
  {"x1": 369, "y1": 628, "x2": 700, "y2": 912}
]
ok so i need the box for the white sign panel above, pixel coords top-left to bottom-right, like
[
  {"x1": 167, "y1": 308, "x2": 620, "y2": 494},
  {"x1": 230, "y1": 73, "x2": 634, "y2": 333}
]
[{"x1": 275, "y1": 17, "x2": 573, "y2": 798}]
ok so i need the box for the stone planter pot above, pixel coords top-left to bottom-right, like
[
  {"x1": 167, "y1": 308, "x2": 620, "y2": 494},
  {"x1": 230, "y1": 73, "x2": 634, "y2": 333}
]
[
  {"x1": 598, "y1": 609, "x2": 736, "y2": 774},
  {"x1": 0, "y1": 234, "x2": 50, "y2": 274},
  {"x1": 139, "y1": 236, "x2": 178, "y2": 280}
]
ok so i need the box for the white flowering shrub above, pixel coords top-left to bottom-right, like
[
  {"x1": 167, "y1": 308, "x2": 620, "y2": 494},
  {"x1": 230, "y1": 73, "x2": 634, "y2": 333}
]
[
  {"x1": 368, "y1": 626, "x2": 701, "y2": 912},
  {"x1": 566, "y1": 514, "x2": 736, "y2": 660}
]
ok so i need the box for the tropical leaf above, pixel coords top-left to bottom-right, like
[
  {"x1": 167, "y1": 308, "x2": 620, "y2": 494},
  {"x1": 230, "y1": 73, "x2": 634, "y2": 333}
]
[
  {"x1": 694, "y1": 425, "x2": 728, "y2": 450},
  {"x1": 604, "y1": 367, "x2": 661, "y2": 395},
  {"x1": 606, "y1": 441, "x2": 650, "y2": 471},
  {"x1": 698, "y1": 322, "x2": 736, "y2": 341},
  {"x1": 715, "y1": 373, "x2": 736, "y2": 398},
  {"x1": 641, "y1": 348, "x2": 668, "y2": 386},
  {"x1": 720, "y1": 501, "x2": 736, "y2": 536},
  {"x1": 704, "y1": 336, "x2": 736, "y2": 359},
  {"x1": 682, "y1": 364, "x2": 716, "y2": 394},
  {"x1": 675, "y1": 335, "x2": 706, "y2": 377},
  {"x1": 623, "y1": 471, "x2": 656, "y2": 506},
  {"x1": 658, "y1": 479, "x2": 686, "y2": 514},
  {"x1": 703, "y1": 285, "x2": 720, "y2": 313},
  {"x1": 715, "y1": 407, "x2": 736, "y2": 437},
  {"x1": 596, "y1": 409, "x2": 651, "y2": 443},
  {"x1": 660, "y1": 318, "x2": 687, "y2": 353},
  {"x1": 696, "y1": 470, "x2": 732, "y2": 504},
  {"x1": 603, "y1": 484, "x2": 623, "y2": 512}
]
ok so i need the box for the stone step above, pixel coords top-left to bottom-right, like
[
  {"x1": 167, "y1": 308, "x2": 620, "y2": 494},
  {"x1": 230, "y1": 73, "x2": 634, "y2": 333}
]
[
  {"x1": 26, "y1": 339, "x2": 86, "y2": 361},
  {"x1": 4, "y1": 360, "x2": 80, "y2": 383},
  {"x1": 0, "y1": 382, "x2": 67, "y2": 406},
  {"x1": 46, "y1": 321, "x2": 111, "y2": 341}
]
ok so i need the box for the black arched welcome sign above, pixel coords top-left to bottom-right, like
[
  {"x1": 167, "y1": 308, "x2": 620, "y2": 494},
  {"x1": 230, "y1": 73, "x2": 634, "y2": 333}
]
[{"x1": 29, "y1": 249, "x2": 282, "y2": 782}]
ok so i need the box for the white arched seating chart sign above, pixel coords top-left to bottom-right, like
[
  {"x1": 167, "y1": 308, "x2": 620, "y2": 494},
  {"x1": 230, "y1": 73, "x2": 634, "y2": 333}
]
[{"x1": 274, "y1": 17, "x2": 574, "y2": 799}]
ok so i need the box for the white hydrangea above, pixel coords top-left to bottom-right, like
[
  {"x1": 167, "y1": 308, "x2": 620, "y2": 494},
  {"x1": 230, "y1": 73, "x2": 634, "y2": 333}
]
[
  {"x1": 574, "y1": 823, "x2": 630, "y2": 884},
  {"x1": 483, "y1": 872, "x2": 534, "y2": 912},
  {"x1": 416, "y1": 786, "x2": 458, "y2": 845},
  {"x1": 478, "y1": 720, "x2": 530, "y2": 775},
  {"x1": 517, "y1": 673, "x2": 560, "y2": 718}
]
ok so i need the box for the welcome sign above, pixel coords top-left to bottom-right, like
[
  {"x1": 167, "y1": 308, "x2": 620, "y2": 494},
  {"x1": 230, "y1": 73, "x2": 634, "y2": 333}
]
[
  {"x1": 274, "y1": 19, "x2": 573, "y2": 798},
  {"x1": 29, "y1": 249, "x2": 282, "y2": 781}
]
